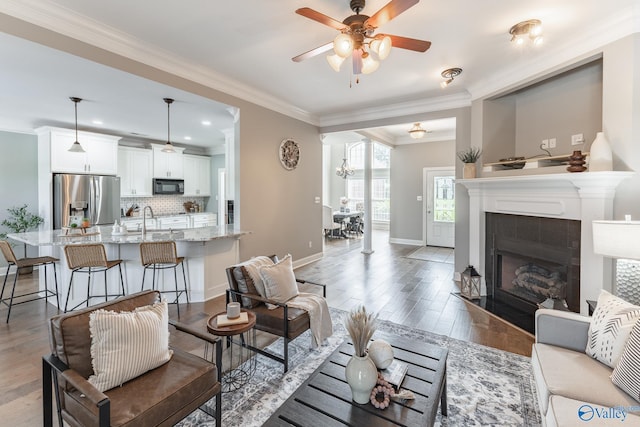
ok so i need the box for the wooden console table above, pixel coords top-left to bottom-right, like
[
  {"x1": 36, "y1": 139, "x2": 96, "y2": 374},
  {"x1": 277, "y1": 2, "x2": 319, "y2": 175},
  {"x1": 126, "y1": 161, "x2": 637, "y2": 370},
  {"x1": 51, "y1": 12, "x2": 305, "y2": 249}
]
[{"x1": 264, "y1": 331, "x2": 448, "y2": 427}]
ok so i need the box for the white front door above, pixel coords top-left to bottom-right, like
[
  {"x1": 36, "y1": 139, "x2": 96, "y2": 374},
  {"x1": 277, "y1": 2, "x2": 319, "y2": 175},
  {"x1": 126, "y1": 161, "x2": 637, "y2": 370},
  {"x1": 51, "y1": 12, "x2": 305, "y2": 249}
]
[{"x1": 425, "y1": 169, "x2": 455, "y2": 248}]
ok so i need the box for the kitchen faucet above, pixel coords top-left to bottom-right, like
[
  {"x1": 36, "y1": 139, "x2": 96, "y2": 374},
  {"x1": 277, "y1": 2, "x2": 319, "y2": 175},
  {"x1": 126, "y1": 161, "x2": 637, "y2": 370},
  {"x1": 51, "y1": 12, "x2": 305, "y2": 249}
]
[{"x1": 142, "y1": 206, "x2": 154, "y2": 236}]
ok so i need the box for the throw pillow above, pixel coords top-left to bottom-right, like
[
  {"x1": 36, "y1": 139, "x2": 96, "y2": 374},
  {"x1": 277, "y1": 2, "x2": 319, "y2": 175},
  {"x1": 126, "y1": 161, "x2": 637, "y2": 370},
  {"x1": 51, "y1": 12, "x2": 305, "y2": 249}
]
[
  {"x1": 611, "y1": 319, "x2": 640, "y2": 402},
  {"x1": 235, "y1": 256, "x2": 275, "y2": 301},
  {"x1": 88, "y1": 301, "x2": 173, "y2": 392},
  {"x1": 259, "y1": 254, "x2": 299, "y2": 308},
  {"x1": 586, "y1": 289, "x2": 640, "y2": 368}
]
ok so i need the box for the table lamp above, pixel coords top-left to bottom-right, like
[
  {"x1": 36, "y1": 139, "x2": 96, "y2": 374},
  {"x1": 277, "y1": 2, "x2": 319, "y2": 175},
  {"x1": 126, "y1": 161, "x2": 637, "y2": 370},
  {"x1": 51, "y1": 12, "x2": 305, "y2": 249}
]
[{"x1": 592, "y1": 217, "x2": 640, "y2": 305}]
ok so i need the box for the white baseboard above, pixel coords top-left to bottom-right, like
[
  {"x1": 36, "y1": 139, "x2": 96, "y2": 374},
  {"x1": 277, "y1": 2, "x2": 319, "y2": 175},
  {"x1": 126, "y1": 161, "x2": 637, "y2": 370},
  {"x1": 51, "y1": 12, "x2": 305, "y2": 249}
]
[
  {"x1": 293, "y1": 252, "x2": 323, "y2": 269},
  {"x1": 389, "y1": 238, "x2": 423, "y2": 246}
]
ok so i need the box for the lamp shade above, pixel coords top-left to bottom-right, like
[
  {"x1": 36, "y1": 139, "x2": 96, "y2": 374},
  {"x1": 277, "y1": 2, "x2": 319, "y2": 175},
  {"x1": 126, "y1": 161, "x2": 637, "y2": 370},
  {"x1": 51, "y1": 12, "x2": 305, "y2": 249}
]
[
  {"x1": 333, "y1": 33, "x2": 354, "y2": 58},
  {"x1": 326, "y1": 53, "x2": 346, "y2": 72},
  {"x1": 593, "y1": 220, "x2": 640, "y2": 260}
]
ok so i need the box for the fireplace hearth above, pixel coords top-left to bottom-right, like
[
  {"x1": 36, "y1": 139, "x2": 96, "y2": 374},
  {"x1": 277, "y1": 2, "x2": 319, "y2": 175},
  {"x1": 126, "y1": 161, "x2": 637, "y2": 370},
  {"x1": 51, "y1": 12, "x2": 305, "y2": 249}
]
[{"x1": 485, "y1": 213, "x2": 581, "y2": 325}]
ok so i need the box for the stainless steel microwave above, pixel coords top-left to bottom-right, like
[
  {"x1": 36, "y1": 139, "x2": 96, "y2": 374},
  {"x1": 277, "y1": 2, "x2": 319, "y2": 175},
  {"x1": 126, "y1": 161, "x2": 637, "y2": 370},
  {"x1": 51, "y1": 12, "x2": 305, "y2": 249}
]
[{"x1": 153, "y1": 178, "x2": 184, "y2": 195}]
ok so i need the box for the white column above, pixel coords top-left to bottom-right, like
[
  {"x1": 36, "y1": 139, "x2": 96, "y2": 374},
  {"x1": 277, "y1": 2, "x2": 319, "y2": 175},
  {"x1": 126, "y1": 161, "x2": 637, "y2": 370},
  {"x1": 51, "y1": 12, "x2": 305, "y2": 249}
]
[{"x1": 362, "y1": 138, "x2": 374, "y2": 254}]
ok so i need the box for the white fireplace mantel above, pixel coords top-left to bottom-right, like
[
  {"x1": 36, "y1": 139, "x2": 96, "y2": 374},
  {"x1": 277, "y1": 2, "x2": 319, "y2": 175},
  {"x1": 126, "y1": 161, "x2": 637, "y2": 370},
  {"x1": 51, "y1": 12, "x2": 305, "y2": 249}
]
[{"x1": 458, "y1": 171, "x2": 634, "y2": 315}]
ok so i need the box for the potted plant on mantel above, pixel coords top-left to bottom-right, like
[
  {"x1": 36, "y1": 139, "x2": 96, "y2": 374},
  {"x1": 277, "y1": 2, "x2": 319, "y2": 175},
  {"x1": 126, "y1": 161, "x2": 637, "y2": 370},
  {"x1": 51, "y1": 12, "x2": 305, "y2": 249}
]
[
  {"x1": 457, "y1": 146, "x2": 482, "y2": 179},
  {"x1": 0, "y1": 205, "x2": 44, "y2": 274}
]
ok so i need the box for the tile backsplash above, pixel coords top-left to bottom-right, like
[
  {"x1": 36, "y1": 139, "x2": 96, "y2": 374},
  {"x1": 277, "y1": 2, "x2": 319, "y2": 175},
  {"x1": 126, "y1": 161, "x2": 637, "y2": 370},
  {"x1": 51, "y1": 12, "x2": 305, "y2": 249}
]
[{"x1": 121, "y1": 196, "x2": 208, "y2": 217}]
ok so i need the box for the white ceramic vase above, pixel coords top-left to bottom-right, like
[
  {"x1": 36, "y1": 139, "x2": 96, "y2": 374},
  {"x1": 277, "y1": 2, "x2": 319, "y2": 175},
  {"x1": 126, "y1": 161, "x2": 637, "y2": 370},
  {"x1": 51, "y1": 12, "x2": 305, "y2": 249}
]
[
  {"x1": 589, "y1": 132, "x2": 612, "y2": 171},
  {"x1": 345, "y1": 354, "x2": 378, "y2": 404},
  {"x1": 463, "y1": 163, "x2": 476, "y2": 179}
]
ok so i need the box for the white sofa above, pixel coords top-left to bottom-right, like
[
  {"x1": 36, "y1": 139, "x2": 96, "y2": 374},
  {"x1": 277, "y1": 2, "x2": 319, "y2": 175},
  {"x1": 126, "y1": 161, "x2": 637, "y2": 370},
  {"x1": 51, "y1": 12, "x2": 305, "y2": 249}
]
[{"x1": 532, "y1": 309, "x2": 640, "y2": 426}]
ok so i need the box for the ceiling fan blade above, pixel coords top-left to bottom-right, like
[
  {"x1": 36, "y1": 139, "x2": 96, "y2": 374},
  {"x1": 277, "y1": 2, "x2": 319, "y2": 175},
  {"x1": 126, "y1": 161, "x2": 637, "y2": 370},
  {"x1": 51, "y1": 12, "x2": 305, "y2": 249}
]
[
  {"x1": 365, "y1": 0, "x2": 419, "y2": 29},
  {"x1": 387, "y1": 34, "x2": 431, "y2": 52},
  {"x1": 292, "y1": 42, "x2": 334, "y2": 62},
  {"x1": 296, "y1": 8, "x2": 347, "y2": 31}
]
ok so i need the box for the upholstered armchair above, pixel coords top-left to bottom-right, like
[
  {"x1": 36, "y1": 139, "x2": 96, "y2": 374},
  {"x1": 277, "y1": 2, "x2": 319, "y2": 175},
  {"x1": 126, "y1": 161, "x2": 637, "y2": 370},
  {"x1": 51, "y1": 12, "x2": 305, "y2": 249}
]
[
  {"x1": 226, "y1": 255, "x2": 327, "y2": 372},
  {"x1": 42, "y1": 290, "x2": 222, "y2": 427}
]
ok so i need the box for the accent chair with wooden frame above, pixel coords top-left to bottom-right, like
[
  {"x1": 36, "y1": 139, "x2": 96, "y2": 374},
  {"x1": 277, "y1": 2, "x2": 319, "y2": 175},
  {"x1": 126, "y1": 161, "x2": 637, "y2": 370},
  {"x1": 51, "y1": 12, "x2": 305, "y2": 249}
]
[
  {"x1": 225, "y1": 255, "x2": 327, "y2": 372},
  {"x1": 42, "y1": 290, "x2": 222, "y2": 427}
]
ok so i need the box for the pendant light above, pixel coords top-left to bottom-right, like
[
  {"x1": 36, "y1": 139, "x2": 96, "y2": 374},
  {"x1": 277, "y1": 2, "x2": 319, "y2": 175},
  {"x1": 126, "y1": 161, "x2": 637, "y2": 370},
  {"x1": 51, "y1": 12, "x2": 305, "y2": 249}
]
[
  {"x1": 68, "y1": 97, "x2": 85, "y2": 153},
  {"x1": 161, "y1": 98, "x2": 176, "y2": 153}
]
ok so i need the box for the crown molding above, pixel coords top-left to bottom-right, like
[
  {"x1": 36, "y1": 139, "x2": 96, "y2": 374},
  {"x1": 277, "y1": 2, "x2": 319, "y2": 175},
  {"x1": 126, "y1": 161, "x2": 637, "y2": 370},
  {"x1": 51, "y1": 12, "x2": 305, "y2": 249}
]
[
  {"x1": 468, "y1": 4, "x2": 640, "y2": 100},
  {"x1": 0, "y1": 0, "x2": 319, "y2": 125},
  {"x1": 318, "y1": 92, "x2": 472, "y2": 128}
]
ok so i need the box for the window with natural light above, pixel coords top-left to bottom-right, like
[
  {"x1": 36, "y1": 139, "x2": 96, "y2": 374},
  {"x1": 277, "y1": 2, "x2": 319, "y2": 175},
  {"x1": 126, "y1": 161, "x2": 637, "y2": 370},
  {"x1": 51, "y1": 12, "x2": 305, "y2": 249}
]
[
  {"x1": 433, "y1": 176, "x2": 455, "y2": 222},
  {"x1": 345, "y1": 142, "x2": 390, "y2": 222}
]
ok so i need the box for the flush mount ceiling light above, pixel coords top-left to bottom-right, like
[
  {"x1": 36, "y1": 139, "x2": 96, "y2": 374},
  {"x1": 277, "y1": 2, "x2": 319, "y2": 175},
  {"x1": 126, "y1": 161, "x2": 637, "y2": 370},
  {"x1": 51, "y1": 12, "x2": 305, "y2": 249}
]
[
  {"x1": 68, "y1": 97, "x2": 85, "y2": 153},
  {"x1": 162, "y1": 98, "x2": 176, "y2": 153},
  {"x1": 293, "y1": 0, "x2": 431, "y2": 83},
  {"x1": 440, "y1": 67, "x2": 462, "y2": 88},
  {"x1": 408, "y1": 123, "x2": 427, "y2": 139},
  {"x1": 509, "y1": 19, "x2": 543, "y2": 46}
]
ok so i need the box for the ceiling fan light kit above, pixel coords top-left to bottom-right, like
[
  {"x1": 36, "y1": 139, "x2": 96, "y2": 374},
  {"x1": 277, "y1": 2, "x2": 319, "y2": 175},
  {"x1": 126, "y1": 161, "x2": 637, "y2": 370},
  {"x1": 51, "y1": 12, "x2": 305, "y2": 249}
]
[
  {"x1": 68, "y1": 97, "x2": 85, "y2": 153},
  {"x1": 509, "y1": 19, "x2": 543, "y2": 46},
  {"x1": 293, "y1": 0, "x2": 431, "y2": 82},
  {"x1": 440, "y1": 67, "x2": 462, "y2": 88},
  {"x1": 408, "y1": 122, "x2": 427, "y2": 139}
]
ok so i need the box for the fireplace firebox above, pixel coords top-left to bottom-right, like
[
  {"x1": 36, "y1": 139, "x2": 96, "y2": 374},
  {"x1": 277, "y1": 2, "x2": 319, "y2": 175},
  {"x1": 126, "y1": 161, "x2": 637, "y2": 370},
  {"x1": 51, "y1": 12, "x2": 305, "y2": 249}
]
[{"x1": 485, "y1": 213, "x2": 581, "y2": 316}]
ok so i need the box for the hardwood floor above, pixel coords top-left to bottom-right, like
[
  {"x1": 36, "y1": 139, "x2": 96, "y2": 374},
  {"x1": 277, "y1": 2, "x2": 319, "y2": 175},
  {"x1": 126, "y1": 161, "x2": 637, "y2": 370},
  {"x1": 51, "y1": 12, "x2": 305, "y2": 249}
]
[{"x1": 0, "y1": 230, "x2": 533, "y2": 426}]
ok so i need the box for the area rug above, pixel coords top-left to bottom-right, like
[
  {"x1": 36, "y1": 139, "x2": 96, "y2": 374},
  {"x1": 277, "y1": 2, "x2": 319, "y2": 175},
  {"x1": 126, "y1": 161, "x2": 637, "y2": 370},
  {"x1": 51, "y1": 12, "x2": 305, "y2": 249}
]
[
  {"x1": 406, "y1": 246, "x2": 454, "y2": 264},
  {"x1": 178, "y1": 308, "x2": 541, "y2": 427}
]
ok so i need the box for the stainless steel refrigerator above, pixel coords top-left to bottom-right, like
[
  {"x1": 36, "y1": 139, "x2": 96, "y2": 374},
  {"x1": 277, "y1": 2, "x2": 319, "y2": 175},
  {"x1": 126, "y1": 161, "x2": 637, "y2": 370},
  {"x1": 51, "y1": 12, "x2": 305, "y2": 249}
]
[{"x1": 53, "y1": 174, "x2": 120, "y2": 229}]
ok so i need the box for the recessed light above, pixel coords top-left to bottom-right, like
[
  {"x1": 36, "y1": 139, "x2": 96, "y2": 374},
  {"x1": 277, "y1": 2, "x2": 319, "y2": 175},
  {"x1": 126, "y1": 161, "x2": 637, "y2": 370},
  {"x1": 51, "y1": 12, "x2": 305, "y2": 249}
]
[
  {"x1": 184, "y1": 136, "x2": 192, "y2": 141},
  {"x1": 92, "y1": 119, "x2": 103, "y2": 125},
  {"x1": 201, "y1": 120, "x2": 211, "y2": 126}
]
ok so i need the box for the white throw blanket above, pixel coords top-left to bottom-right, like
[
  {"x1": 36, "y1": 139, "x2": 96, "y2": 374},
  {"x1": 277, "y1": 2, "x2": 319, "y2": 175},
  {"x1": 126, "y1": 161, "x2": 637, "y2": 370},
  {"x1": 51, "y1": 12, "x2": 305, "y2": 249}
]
[{"x1": 286, "y1": 292, "x2": 333, "y2": 349}]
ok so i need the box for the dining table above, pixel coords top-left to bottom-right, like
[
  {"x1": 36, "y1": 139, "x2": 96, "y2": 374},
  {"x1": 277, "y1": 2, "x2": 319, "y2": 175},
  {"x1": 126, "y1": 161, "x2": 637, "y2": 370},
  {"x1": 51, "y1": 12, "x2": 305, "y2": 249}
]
[{"x1": 332, "y1": 211, "x2": 364, "y2": 237}]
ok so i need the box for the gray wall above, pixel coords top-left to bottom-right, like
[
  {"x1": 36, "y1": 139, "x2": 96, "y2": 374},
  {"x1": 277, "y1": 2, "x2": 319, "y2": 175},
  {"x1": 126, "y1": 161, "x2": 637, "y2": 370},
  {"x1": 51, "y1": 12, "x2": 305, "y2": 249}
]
[
  {"x1": 390, "y1": 140, "x2": 455, "y2": 241},
  {"x1": 0, "y1": 131, "x2": 39, "y2": 263}
]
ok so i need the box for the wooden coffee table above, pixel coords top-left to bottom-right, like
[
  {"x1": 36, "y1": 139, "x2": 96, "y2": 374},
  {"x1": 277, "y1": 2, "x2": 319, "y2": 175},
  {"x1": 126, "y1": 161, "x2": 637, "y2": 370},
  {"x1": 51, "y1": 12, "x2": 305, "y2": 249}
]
[{"x1": 264, "y1": 331, "x2": 448, "y2": 426}]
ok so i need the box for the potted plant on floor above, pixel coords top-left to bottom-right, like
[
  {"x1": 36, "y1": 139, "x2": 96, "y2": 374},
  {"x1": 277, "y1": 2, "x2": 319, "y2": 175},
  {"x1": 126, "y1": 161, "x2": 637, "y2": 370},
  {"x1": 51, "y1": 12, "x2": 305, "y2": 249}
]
[
  {"x1": 457, "y1": 146, "x2": 482, "y2": 179},
  {"x1": 0, "y1": 205, "x2": 44, "y2": 273}
]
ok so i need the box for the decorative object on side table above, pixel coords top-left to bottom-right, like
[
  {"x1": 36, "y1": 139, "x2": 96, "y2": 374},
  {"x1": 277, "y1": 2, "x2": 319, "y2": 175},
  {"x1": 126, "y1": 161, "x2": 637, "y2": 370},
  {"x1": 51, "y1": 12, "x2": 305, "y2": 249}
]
[
  {"x1": 461, "y1": 265, "x2": 482, "y2": 300},
  {"x1": 457, "y1": 146, "x2": 482, "y2": 179},
  {"x1": 566, "y1": 150, "x2": 587, "y2": 172},
  {"x1": 344, "y1": 305, "x2": 378, "y2": 404},
  {"x1": 588, "y1": 131, "x2": 612, "y2": 171}
]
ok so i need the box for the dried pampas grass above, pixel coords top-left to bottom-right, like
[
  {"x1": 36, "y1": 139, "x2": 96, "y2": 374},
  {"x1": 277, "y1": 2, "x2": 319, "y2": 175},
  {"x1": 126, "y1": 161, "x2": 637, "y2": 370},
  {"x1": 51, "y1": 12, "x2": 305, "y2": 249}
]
[{"x1": 344, "y1": 305, "x2": 377, "y2": 357}]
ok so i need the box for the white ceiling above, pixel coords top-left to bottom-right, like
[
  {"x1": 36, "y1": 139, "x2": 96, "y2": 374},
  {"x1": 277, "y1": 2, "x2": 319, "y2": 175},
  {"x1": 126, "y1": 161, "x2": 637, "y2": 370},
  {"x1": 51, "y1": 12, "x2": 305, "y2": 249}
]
[{"x1": 0, "y1": 0, "x2": 637, "y2": 148}]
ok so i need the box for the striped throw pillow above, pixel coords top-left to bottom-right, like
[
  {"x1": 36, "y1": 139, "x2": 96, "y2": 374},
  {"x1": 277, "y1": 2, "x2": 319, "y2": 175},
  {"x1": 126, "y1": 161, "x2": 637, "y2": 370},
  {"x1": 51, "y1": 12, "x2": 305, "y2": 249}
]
[
  {"x1": 88, "y1": 301, "x2": 173, "y2": 392},
  {"x1": 611, "y1": 319, "x2": 640, "y2": 402}
]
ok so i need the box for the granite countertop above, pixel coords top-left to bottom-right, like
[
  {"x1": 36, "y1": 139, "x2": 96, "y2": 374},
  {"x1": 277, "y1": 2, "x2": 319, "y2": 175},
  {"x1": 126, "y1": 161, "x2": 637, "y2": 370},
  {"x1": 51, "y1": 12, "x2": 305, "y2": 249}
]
[{"x1": 8, "y1": 225, "x2": 250, "y2": 247}]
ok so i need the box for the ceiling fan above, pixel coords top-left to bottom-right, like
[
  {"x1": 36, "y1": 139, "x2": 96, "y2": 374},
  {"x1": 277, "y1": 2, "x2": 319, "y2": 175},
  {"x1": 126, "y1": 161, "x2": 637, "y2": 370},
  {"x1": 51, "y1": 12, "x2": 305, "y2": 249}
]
[{"x1": 293, "y1": 0, "x2": 431, "y2": 78}]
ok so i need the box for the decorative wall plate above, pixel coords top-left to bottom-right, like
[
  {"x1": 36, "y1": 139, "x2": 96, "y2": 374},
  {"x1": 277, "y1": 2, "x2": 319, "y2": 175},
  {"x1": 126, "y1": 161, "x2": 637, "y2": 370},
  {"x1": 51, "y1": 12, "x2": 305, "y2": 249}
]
[{"x1": 279, "y1": 138, "x2": 300, "y2": 170}]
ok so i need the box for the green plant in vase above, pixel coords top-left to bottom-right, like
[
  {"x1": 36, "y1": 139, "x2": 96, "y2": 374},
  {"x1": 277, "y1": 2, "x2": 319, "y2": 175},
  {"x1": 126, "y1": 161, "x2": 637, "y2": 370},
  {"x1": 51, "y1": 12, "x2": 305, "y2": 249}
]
[
  {"x1": 457, "y1": 146, "x2": 482, "y2": 178},
  {"x1": 1, "y1": 205, "x2": 44, "y2": 269}
]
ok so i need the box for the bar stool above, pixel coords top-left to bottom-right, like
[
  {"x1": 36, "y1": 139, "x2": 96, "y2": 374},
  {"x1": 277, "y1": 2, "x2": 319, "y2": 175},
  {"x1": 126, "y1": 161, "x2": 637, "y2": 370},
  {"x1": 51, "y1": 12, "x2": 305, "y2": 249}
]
[
  {"x1": 139, "y1": 241, "x2": 189, "y2": 317},
  {"x1": 0, "y1": 240, "x2": 59, "y2": 323},
  {"x1": 63, "y1": 244, "x2": 125, "y2": 312}
]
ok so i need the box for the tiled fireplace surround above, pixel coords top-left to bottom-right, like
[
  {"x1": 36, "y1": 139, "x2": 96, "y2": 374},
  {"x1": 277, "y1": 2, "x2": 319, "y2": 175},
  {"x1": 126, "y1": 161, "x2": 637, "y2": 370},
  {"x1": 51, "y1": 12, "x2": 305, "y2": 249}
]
[{"x1": 459, "y1": 172, "x2": 633, "y2": 315}]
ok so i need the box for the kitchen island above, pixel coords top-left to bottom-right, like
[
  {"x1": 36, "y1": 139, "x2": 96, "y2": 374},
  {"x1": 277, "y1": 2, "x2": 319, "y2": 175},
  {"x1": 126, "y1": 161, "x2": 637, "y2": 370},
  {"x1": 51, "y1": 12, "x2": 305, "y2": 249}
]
[{"x1": 8, "y1": 225, "x2": 250, "y2": 310}]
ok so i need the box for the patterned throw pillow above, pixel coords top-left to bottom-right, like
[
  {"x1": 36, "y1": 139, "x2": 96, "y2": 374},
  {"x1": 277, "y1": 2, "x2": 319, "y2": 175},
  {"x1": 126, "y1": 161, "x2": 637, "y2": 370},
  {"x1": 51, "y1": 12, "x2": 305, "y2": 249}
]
[
  {"x1": 88, "y1": 301, "x2": 173, "y2": 392},
  {"x1": 586, "y1": 290, "x2": 640, "y2": 368},
  {"x1": 231, "y1": 256, "x2": 275, "y2": 308},
  {"x1": 611, "y1": 319, "x2": 640, "y2": 402}
]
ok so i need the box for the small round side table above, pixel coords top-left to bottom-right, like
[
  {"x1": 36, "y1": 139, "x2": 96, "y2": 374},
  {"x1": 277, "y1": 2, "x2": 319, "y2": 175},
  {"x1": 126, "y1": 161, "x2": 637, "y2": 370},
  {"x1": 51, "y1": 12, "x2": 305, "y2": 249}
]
[{"x1": 207, "y1": 309, "x2": 257, "y2": 392}]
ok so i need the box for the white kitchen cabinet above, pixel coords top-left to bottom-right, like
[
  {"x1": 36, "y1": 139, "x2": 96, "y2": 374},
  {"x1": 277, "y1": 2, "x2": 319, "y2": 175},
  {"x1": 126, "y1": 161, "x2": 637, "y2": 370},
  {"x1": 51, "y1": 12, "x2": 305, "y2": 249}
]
[
  {"x1": 158, "y1": 216, "x2": 190, "y2": 229},
  {"x1": 120, "y1": 217, "x2": 156, "y2": 232},
  {"x1": 183, "y1": 154, "x2": 211, "y2": 196},
  {"x1": 118, "y1": 146, "x2": 153, "y2": 196},
  {"x1": 42, "y1": 127, "x2": 120, "y2": 175},
  {"x1": 191, "y1": 213, "x2": 217, "y2": 227},
  {"x1": 152, "y1": 144, "x2": 184, "y2": 178}
]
